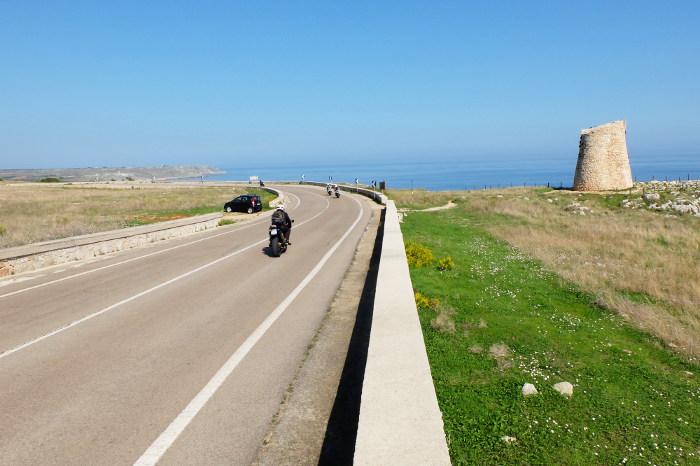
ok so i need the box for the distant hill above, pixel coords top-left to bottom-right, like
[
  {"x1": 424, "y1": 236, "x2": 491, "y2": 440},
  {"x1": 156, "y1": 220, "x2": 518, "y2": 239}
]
[{"x1": 0, "y1": 165, "x2": 225, "y2": 182}]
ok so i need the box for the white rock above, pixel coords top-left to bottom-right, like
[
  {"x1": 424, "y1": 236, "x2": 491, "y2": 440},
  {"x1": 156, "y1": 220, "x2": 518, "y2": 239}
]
[
  {"x1": 522, "y1": 383, "x2": 538, "y2": 396},
  {"x1": 553, "y1": 381, "x2": 574, "y2": 397},
  {"x1": 501, "y1": 436, "x2": 517, "y2": 444}
]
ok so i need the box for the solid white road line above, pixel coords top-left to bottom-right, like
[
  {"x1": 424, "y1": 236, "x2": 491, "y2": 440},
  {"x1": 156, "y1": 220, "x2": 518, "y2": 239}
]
[{"x1": 133, "y1": 195, "x2": 363, "y2": 466}]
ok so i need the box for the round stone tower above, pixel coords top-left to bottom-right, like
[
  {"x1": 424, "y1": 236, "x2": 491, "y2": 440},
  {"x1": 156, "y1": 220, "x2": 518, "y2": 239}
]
[{"x1": 573, "y1": 120, "x2": 633, "y2": 191}]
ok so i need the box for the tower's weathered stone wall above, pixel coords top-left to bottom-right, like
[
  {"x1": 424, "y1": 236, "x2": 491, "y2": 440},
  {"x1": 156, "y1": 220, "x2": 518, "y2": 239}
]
[{"x1": 573, "y1": 120, "x2": 633, "y2": 191}]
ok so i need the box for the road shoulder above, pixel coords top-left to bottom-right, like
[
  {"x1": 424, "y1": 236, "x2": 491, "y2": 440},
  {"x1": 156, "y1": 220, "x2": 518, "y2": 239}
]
[{"x1": 252, "y1": 202, "x2": 382, "y2": 465}]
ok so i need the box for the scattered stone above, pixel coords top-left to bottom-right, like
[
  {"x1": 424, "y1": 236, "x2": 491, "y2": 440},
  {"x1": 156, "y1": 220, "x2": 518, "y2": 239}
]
[
  {"x1": 553, "y1": 382, "x2": 574, "y2": 397},
  {"x1": 564, "y1": 201, "x2": 591, "y2": 215},
  {"x1": 619, "y1": 180, "x2": 700, "y2": 217},
  {"x1": 522, "y1": 383, "x2": 538, "y2": 397},
  {"x1": 500, "y1": 436, "x2": 517, "y2": 444}
]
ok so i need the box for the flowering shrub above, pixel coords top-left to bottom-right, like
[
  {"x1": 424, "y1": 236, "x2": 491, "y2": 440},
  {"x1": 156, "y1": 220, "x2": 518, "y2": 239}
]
[
  {"x1": 415, "y1": 292, "x2": 440, "y2": 311},
  {"x1": 437, "y1": 256, "x2": 454, "y2": 271},
  {"x1": 405, "y1": 241, "x2": 434, "y2": 267}
]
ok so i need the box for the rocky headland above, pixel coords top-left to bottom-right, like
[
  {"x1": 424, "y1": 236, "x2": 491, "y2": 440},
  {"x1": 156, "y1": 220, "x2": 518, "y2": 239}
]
[{"x1": 0, "y1": 165, "x2": 224, "y2": 182}]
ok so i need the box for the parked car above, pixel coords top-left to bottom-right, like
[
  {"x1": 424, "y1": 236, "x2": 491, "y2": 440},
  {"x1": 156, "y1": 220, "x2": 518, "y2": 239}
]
[{"x1": 224, "y1": 194, "x2": 262, "y2": 213}]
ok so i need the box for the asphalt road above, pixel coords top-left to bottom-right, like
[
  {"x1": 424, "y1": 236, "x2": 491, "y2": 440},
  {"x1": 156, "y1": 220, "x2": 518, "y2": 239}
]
[{"x1": 0, "y1": 185, "x2": 374, "y2": 465}]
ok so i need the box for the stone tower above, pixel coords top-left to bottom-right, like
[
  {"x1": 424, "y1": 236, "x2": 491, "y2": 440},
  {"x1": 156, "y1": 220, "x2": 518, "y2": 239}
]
[{"x1": 573, "y1": 120, "x2": 633, "y2": 191}]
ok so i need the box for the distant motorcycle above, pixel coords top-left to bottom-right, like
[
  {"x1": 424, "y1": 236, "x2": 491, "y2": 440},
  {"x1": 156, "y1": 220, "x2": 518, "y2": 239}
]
[{"x1": 335, "y1": 188, "x2": 340, "y2": 198}]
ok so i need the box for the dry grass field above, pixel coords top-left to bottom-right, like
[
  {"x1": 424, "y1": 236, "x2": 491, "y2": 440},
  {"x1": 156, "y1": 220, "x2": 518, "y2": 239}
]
[
  {"x1": 0, "y1": 181, "x2": 268, "y2": 249},
  {"x1": 390, "y1": 185, "x2": 700, "y2": 362}
]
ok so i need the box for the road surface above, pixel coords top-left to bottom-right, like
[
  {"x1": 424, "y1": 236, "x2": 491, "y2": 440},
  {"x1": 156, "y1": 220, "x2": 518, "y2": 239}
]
[{"x1": 0, "y1": 185, "x2": 374, "y2": 465}]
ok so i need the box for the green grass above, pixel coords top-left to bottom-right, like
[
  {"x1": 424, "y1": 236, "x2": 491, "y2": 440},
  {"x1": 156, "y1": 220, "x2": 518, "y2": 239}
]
[{"x1": 400, "y1": 207, "x2": 699, "y2": 465}]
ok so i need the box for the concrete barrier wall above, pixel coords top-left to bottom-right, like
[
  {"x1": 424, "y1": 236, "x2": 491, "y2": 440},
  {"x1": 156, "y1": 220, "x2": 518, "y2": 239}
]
[
  {"x1": 354, "y1": 200, "x2": 450, "y2": 465},
  {"x1": 0, "y1": 186, "x2": 287, "y2": 277},
  {"x1": 0, "y1": 213, "x2": 223, "y2": 276}
]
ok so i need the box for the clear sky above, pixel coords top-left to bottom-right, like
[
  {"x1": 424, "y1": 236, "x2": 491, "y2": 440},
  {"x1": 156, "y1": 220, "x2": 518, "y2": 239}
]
[{"x1": 1, "y1": 0, "x2": 698, "y2": 169}]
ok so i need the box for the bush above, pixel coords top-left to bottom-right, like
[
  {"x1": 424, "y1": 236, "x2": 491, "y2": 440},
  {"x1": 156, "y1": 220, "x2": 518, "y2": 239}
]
[
  {"x1": 415, "y1": 292, "x2": 440, "y2": 311},
  {"x1": 39, "y1": 177, "x2": 61, "y2": 183},
  {"x1": 405, "y1": 241, "x2": 434, "y2": 267},
  {"x1": 437, "y1": 256, "x2": 454, "y2": 271}
]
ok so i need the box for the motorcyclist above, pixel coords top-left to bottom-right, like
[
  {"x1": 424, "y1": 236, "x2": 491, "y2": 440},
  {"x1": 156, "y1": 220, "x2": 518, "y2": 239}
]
[
  {"x1": 334, "y1": 185, "x2": 340, "y2": 197},
  {"x1": 326, "y1": 183, "x2": 332, "y2": 195},
  {"x1": 271, "y1": 204, "x2": 293, "y2": 245}
]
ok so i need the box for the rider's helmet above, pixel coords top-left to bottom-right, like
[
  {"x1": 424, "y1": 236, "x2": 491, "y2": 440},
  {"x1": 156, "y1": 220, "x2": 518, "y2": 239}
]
[{"x1": 276, "y1": 204, "x2": 285, "y2": 211}]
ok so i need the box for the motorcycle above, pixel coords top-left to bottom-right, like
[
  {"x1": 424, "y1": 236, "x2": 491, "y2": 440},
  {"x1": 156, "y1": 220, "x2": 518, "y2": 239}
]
[
  {"x1": 327, "y1": 187, "x2": 332, "y2": 196},
  {"x1": 269, "y1": 219, "x2": 294, "y2": 257},
  {"x1": 335, "y1": 189, "x2": 340, "y2": 198}
]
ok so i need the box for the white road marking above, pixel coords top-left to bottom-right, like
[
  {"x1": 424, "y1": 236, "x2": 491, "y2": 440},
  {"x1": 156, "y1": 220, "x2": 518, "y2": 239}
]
[
  {"x1": 134, "y1": 195, "x2": 363, "y2": 465},
  {"x1": 0, "y1": 189, "x2": 326, "y2": 361}
]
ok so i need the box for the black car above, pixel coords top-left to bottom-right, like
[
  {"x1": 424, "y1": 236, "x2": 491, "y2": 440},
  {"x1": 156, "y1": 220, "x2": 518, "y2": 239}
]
[{"x1": 224, "y1": 195, "x2": 262, "y2": 214}]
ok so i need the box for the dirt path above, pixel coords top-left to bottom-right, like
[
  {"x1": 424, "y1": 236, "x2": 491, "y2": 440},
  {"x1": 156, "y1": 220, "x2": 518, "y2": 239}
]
[{"x1": 398, "y1": 201, "x2": 457, "y2": 212}]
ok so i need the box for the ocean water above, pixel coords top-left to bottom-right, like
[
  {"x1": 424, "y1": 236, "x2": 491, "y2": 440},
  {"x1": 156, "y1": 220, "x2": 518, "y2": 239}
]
[{"x1": 200, "y1": 155, "x2": 700, "y2": 191}]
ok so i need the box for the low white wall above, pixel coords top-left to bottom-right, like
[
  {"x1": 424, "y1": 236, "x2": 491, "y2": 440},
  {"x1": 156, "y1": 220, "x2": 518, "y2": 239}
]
[
  {"x1": 0, "y1": 186, "x2": 287, "y2": 278},
  {"x1": 0, "y1": 213, "x2": 222, "y2": 276},
  {"x1": 354, "y1": 200, "x2": 450, "y2": 465}
]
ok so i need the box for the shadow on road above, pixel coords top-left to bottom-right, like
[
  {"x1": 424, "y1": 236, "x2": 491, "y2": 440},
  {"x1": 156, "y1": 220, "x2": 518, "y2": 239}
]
[{"x1": 318, "y1": 208, "x2": 385, "y2": 465}]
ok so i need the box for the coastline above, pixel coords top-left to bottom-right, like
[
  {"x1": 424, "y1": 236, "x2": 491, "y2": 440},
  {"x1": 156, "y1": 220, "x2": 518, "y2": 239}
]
[
  {"x1": 2, "y1": 157, "x2": 699, "y2": 192},
  {"x1": 0, "y1": 165, "x2": 224, "y2": 182}
]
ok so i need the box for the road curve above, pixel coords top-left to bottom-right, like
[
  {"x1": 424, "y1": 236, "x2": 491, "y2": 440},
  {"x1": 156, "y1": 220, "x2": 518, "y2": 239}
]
[{"x1": 0, "y1": 185, "x2": 374, "y2": 465}]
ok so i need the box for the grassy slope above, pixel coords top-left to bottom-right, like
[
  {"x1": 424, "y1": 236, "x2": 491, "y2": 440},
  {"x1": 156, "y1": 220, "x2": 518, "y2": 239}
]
[{"x1": 400, "y1": 205, "x2": 699, "y2": 465}]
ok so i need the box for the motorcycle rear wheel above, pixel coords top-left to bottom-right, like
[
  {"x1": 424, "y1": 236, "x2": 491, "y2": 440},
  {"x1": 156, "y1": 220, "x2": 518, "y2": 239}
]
[{"x1": 270, "y1": 238, "x2": 281, "y2": 257}]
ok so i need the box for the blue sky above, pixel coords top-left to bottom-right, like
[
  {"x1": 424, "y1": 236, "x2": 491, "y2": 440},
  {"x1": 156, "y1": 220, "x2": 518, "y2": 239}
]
[{"x1": 1, "y1": 0, "x2": 698, "y2": 169}]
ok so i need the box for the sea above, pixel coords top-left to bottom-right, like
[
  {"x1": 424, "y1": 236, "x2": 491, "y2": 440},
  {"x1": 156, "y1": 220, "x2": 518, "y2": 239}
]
[{"x1": 196, "y1": 154, "x2": 700, "y2": 192}]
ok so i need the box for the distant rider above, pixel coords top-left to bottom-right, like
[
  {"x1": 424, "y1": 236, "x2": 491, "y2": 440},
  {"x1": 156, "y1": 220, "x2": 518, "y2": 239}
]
[
  {"x1": 326, "y1": 183, "x2": 332, "y2": 195},
  {"x1": 271, "y1": 204, "x2": 293, "y2": 245}
]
